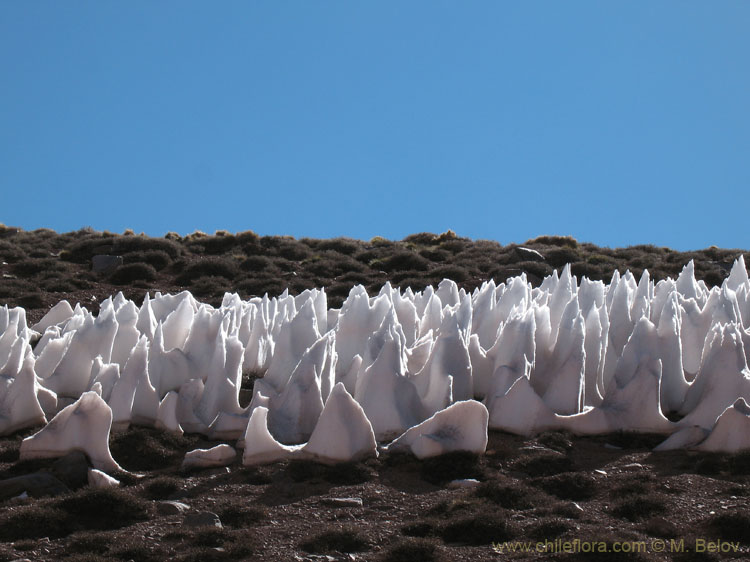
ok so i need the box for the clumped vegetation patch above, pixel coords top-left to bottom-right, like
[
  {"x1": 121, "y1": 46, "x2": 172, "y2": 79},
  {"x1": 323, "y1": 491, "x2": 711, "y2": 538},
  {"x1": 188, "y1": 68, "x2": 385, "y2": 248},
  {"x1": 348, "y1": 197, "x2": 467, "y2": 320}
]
[
  {"x1": 420, "y1": 451, "x2": 483, "y2": 485},
  {"x1": 299, "y1": 525, "x2": 370, "y2": 554},
  {"x1": 382, "y1": 537, "x2": 444, "y2": 562}
]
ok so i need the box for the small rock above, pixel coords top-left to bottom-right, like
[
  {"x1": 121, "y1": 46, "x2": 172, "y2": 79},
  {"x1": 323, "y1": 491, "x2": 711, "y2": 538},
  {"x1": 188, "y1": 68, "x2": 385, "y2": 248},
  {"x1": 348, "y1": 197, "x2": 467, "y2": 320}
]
[
  {"x1": 92, "y1": 255, "x2": 123, "y2": 273},
  {"x1": 0, "y1": 472, "x2": 69, "y2": 501},
  {"x1": 594, "y1": 469, "x2": 607, "y2": 476},
  {"x1": 319, "y1": 497, "x2": 363, "y2": 508},
  {"x1": 621, "y1": 462, "x2": 644, "y2": 471},
  {"x1": 447, "y1": 478, "x2": 481, "y2": 489},
  {"x1": 158, "y1": 500, "x2": 191, "y2": 515},
  {"x1": 184, "y1": 511, "x2": 222, "y2": 528}
]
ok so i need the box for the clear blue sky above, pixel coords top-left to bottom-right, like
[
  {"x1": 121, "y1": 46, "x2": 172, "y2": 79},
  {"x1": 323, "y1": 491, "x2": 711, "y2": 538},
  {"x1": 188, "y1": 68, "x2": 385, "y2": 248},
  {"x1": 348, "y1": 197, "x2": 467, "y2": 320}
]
[{"x1": 1, "y1": 2, "x2": 748, "y2": 250}]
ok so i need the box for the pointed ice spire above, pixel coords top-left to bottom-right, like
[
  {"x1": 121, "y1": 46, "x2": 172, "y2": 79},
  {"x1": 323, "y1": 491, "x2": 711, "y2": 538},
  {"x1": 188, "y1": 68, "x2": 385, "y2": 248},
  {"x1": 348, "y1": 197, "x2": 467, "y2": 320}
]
[
  {"x1": 20, "y1": 391, "x2": 123, "y2": 473},
  {"x1": 302, "y1": 383, "x2": 377, "y2": 463}
]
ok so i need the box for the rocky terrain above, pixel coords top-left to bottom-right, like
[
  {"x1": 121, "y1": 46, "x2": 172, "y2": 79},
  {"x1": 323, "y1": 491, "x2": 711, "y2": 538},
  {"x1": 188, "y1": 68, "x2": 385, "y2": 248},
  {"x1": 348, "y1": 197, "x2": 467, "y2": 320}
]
[{"x1": 0, "y1": 226, "x2": 749, "y2": 561}]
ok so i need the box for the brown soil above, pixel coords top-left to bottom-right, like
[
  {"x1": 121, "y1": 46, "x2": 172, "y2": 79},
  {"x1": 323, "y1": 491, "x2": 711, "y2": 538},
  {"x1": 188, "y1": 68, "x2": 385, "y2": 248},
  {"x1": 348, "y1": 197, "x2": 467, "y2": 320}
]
[{"x1": 1, "y1": 227, "x2": 749, "y2": 561}]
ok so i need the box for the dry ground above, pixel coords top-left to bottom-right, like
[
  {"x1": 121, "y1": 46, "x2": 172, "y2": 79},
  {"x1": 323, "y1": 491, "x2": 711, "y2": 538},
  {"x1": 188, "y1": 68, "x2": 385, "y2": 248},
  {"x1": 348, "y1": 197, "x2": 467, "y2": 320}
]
[{"x1": 1, "y1": 227, "x2": 749, "y2": 561}]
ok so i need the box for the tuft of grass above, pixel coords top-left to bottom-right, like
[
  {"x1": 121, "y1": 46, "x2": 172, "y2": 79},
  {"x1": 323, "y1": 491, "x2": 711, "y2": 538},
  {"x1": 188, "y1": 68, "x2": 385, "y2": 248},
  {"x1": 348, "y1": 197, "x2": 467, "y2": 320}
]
[
  {"x1": 528, "y1": 517, "x2": 572, "y2": 541},
  {"x1": 55, "y1": 487, "x2": 151, "y2": 531},
  {"x1": 109, "y1": 263, "x2": 157, "y2": 284},
  {"x1": 512, "y1": 452, "x2": 574, "y2": 477},
  {"x1": 439, "y1": 513, "x2": 515, "y2": 546},
  {"x1": 109, "y1": 426, "x2": 198, "y2": 471},
  {"x1": 381, "y1": 538, "x2": 443, "y2": 562},
  {"x1": 420, "y1": 451, "x2": 483, "y2": 485},
  {"x1": 705, "y1": 511, "x2": 750, "y2": 544},
  {"x1": 141, "y1": 475, "x2": 183, "y2": 500},
  {"x1": 300, "y1": 526, "x2": 370, "y2": 554},
  {"x1": 401, "y1": 521, "x2": 437, "y2": 538},
  {"x1": 218, "y1": 503, "x2": 267, "y2": 527},
  {"x1": 611, "y1": 495, "x2": 668, "y2": 522},
  {"x1": 533, "y1": 472, "x2": 597, "y2": 501},
  {"x1": 474, "y1": 480, "x2": 541, "y2": 510}
]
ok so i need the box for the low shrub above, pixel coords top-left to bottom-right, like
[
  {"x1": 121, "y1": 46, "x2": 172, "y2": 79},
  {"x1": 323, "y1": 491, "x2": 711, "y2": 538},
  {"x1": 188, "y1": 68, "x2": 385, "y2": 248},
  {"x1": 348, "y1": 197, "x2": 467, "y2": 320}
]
[
  {"x1": 611, "y1": 495, "x2": 667, "y2": 521},
  {"x1": 439, "y1": 513, "x2": 515, "y2": 545},
  {"x1": 123, "y1": 250, "x2": 172, "y2": 271},
  {"x1": 381, "y1": 252, "x2": 430, "y2": 272},
  {"x1": 382, "y1": 538, "x2": 443, "y2": 562},
  {"x1": 533, "y1": 472, "x2": 597, "y2": 501},
  {"x1": 420, "y1": 451, "x2": 483, "y2": 485},
  {"x1": 474, "y1": 480, "x2": 541, "y2": 510},
  {"x1": 526, "y1": 235, "x2": 578, "y2": 248},
  {"x1": 512, "y1": 452, "x2": 573, "y2": 477},
  {"x1": 300, "y1": 526, "x2": 370, "y2": 554},
  {"x1": 109, "y1": 263, "x2": 157, "y2": 284},
  {"x1": 175, "y1": 257, "x2": 238, "y2": 284},
  {"x1": 705, "y1": 511, "x2": 750, "y2": 544}
]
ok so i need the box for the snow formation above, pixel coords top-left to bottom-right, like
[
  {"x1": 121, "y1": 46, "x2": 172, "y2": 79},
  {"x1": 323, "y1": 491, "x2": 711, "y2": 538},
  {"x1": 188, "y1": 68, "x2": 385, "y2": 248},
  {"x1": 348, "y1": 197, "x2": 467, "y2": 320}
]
[{"x1": 1, "y1": 257, "x2": 749, "y2": 477}]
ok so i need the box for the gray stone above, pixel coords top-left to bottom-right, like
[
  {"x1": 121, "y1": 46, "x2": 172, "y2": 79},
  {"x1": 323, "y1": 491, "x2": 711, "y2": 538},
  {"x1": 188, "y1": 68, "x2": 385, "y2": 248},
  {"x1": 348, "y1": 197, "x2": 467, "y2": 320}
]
[
  {"x1": 92, "y1": 255, "x2": 123, "y2": 273},
  {"x1": 319, "y1": 497, "x2": 363, "y2": 508},
  {"x1": 184, "y1": 511, "x2": 222, "y2": 528},
  {"x1": 515, "y1": 247, "x2": 545, "y2": 262},
  {"x1": 50, "y1": 450, "x2": 90, "y2": 489},
  {"x1": 157, "y1": 500, "x2": 191, "y2": 515},
  {"x1": 0, "y1": 472, "x2": 70, "y2": 501}
]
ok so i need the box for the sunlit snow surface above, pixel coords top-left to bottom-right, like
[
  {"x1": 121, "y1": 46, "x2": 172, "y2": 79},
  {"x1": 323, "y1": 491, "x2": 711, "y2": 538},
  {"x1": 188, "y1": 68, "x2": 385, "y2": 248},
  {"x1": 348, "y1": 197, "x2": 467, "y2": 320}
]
[{"x1": 2, "y1": 258, "x2": 750, "y2": 476}]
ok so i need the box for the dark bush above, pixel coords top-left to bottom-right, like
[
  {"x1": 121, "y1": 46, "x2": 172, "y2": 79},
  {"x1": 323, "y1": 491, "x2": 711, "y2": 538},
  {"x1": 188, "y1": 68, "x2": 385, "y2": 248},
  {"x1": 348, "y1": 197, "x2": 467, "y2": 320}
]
[
  {"x1": 419, "y1": 248, "x2": 450, "y2": 262},
  {"x1": 439, "y1": 513, "x2": 515, "y2": 545},
  {"x1": 112, "y1": 235, "x2": 181, "y2": 258},
  {"x1": 12, "y1": 257, "x2": 64, "y2": 276},
  {"x1": 109, "y1": 263, "x2": 157, "y2": 284},
  {"x1": 382, "y1": 538, "x2": 443, "y2": 562},
  {"x1": 123, "y1": 250, "x2": 172, "y2": 271},
  {"x1": 300, "y1": 526, "x2": 370, "y2": 554},
  {"x1": 381, "y1": 252, "x2": 430, "y2": 272},
  {"x1": 237, "y1": 277, "x2": 288, "y2": 298},
  {"x1": 219, "y1": 504, "x2": 267, "y2": 527},
  {"x1": 533, "y1": 472, "x2": 597, "y2": 501},
  {"x1": 429, "y1": 265, "x2": 470, "y2": 282},
  {"x1": 109, "y1": 426, "x2": 198, "y2": 471},
  {"x1": 529, "y1": 518, "x2": 572, "y2": 540},
  {"x1": 403, "y1": 232, "x2": 439, "y2": 245},
  {"x1": 402, "y1": 521, "x2": 437, "y2": 538},
  {"x1": 42, "y1": 277, "x2": 78, "y2": 292},
  {"x1": 142, "y1": 475, "x2": 184, "y2": 500},
  {"x1": 0, "y1": 504, "x2": 70, "y2": 540},
  {"x1": 609, "y1": 475, "x2": 656, "y2": 498},
  {"x1": 189, "y1": 276, "x2": 230, "y2": 300},
  {"x1": 240, "y1": 255, "x2": 274, "y2": 272},
  {"x1": 705, "y1": 511, "x2": 750, "y2": 544},
  {"x1": 536, "y1": 431, "x2": 574, "y2": 452},
  {"x1": 175, "y1": 257, "x2": 238, "y2": 284},
  {"x1": 197, "y1": 234, "x2": 238, "y2": 255},
  {"x1": 315, "y1": 237, "x2": 362, "y2": 255},
  {"x1": 16, "y1": 293, "x2": 45, "y2": 309},
  {"x1": 420, "y1": 451, "x2": 483, "y2": 485},
  {"x1": 527, "y1": 235, "x2": 579, "y2": 248},
  {"x1": 611, "y1": 495, "x2": 667, "y2": 522},
  {"x1": 512, "y1": 452, "x2": 573, "y2": 477},
  {"x1": 474, "y1": 480, "x2": 541, "y2": 509},
  {"x1": 55, "y1": 487, "x2": 151, "y2": 530},
  {"x1": 545, "y1": 247, "x2": 580, "y2": 268}
]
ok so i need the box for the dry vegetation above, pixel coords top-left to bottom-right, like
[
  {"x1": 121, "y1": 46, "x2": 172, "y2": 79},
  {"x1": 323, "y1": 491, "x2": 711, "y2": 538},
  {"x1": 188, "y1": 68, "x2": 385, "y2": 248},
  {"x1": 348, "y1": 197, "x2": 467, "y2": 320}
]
[
  {"x1": 0, "y1": 225, "x2": 749, "y2": 560},
  {"x1": 0, "y1": 225, "x2": 746, "y2": 325}
]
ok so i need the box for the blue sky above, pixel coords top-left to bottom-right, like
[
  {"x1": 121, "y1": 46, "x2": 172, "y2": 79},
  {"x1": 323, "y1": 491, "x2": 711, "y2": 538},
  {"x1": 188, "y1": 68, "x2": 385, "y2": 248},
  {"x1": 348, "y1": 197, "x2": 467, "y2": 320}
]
[{"x1": 1, "y1": 2, "x2": 748, "y2": 251}]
